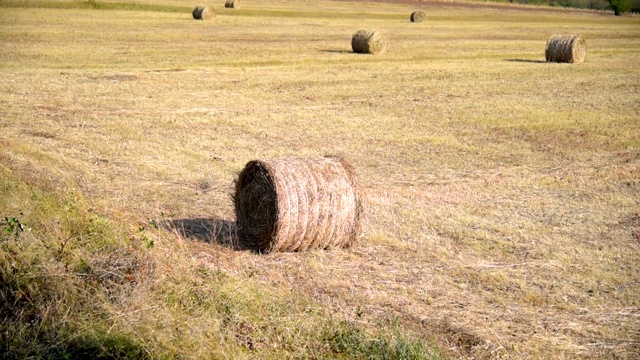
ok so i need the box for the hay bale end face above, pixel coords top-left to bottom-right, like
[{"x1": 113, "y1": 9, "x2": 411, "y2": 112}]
[
  {"x1": 225, "y1": 0, "x2": 239, "y2": 8},
  {"x1": 192, "y1": 5, "x2": 215, "y2": 20},
  {"x1": 545, "y1": 34, "x2": 586, "y2": 64},
  {"x1": 410, "y1": 10, "x2": 426, "y2": 23},
  {"x1": 192, "y1": 5, "x2": 203, "y2": 19},
  {"x1": 234, "y1": 156, "x2": 363, "y2": 253},
  {"x1": 351, "y1": 29, "x2": 387, "y2": 55}
]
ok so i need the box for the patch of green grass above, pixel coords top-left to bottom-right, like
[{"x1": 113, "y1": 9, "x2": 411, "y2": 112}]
[
  {"x1": 0, "y1": 166, "x2": 146, "y2": 359},
  {"x1": 0, "y1": 166, "x2": 444, "y2": 359},
  {"x1": 325, "y1": 320, "x2": 444, "y2": 360}
]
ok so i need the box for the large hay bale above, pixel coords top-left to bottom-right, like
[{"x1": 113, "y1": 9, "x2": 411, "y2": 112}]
[
  {"x1": 545, "y1": 34, "x2": 586, "y2": 64},
  {"x1": 225, "y1": 0, "x2": 239, "y2": 8},
  {"x1": 351, "y1": 29, "x2": 387, "y2": 55},
  {"x1": 234, "y1": 156, "x2": 363, "y2": 253},
  {"x1": 192, "y1": 5, "x2": 215, "y2": 20},
  {"x1": 410, "y1": 10, "x2": 426, "y2": 23}
]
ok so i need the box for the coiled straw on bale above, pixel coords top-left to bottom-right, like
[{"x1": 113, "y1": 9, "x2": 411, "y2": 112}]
[
  {"x1": 225, "y1": 0, "x2": 238, "y2": 8},
  {"x1": 234, "y1": 156, "x2": 363, "y2": 253},
  {"x1": 351, "y1": 29, "x2": 387, "y2": 55},
  {"x1": 545, "y1": 34, "x2": 586, "y2": 64},
  {"x1": 192, "y1": 5, "x2": 215, "y2": 20},
  {"x1": 410, "y1": 10, "x2": 426, "y2": 23}
]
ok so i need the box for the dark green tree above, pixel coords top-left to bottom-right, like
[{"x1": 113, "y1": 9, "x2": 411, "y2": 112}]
[{"x1": 607, "y1": 0, "x2": 632, "y2": 14}]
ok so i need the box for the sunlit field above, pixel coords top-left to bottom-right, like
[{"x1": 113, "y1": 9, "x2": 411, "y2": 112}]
[{"x1": 1, "y1": 0, "x2": 639, "y2": 358}]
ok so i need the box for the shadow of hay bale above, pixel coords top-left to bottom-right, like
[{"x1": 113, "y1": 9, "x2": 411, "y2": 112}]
[
  {"x1": 162, "y1": 218, "x2": 250, "y2": 251},
  {"x1": 505, "y1": 59, "x2": 547, "y2": 64},
  {"x1": 321, "y1": 49, "x2": 354, "y2": 54}
]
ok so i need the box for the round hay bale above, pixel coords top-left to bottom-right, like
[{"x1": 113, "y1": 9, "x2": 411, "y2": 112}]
[
  {"x1": 410, "y1": 10, "x2": 426, "y2": 23},
  {"x1": 351, "y1": 29, "x2": 387, "y2": 55},
  {"x1": 192, "y1": 5, "x2": 215, "y2": 20},
  {"x1": 192, "y1": 5, "x2": 203, "y2": 19},
  {"x1": 225, "y1": 0, "x2": 239, "y2": 8},
  {"x1": 200, "y1": 6, "x2": 215, "y2": 19},
  {"x1": 545, "y1": 34, "x2": 586, "y2": 64},
  {"x1": 234, "y1": 156, "x2": 363, "y2": 253}
]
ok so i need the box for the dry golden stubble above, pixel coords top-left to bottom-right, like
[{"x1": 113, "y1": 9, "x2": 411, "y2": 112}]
[{"x1": 2, "y1": 4, "x2": 639, "y2": 358}]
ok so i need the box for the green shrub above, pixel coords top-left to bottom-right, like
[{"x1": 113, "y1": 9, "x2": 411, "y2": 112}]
[{"x1": 607, "y1": 0, "x2": 633, "y2": 14}]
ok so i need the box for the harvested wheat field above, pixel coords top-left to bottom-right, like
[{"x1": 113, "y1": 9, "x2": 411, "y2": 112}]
[{"x1": 1, "y1": 0, "x2": 639, "y2": 359}]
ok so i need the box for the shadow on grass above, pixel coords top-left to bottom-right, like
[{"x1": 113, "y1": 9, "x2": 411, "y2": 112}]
[
  {"x1": 163, "y1": 218, "x2": 251, "y2": 251},
  {"x1": 321, "y1": 49, "x2": 353, "y2": 54},
  {"x1": 505, "y1": 59, "x2": 547, "y2": 63}
]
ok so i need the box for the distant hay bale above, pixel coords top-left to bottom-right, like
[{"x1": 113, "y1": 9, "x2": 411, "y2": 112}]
[
  {"x1": 192, "y1": 5, "x2": 215, "y2": 20},
  {"x1": 225, "y1": 0, "x2": 238, "y2": 8},
  {"x1": 545, "y1": 34, "x2": 586, "y2": 64},
  {"x1": 351, "y1": 29, "x2": 387, "y2": 55},
  {"x1": 200, "y1": 6, "x2": 215, "y2": 19},
  {"x1": 234, "y1": 156, "x2": 363, "y2": 253},
  {"x1": 410, "y1": 10, "x2": 426, "y2": 23},
  {"x1": 192, "y1": 6, "x2": 203, "y2": 19}
]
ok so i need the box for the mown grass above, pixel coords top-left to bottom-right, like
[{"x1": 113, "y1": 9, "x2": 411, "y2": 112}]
[
  {"x1": 0, "y1": 166, "x2": 148, "y2": 358},
  {"x1": 0, "y1": 0, "x2": 188, "y2": 12},
  {"x1": 0, "y1": 0, "x2": 639, "y2": 359},
  {"x1": 0, "y1": 0, "x2": 405, "y2": 19},
  {"x1": 0, "y1": 165, "x2": 443, "y2": 359}
]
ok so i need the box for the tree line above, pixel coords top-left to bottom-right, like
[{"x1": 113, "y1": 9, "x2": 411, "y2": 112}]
[{"x1": 499, "y1": 0, "x2": 639, "y2": 14}]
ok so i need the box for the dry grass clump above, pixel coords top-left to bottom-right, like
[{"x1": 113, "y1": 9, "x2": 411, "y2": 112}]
[
  {"x1": 234, "y1": 156, "x2": 363, "y2": 253},
  {"x1": 192, "y1": 5, "x2": 215, "y2": 20},
  {"x1": 545, "y1": 34, "x2": 586, "y2": 63},
  {"x1": 0, "y1": 166, "x2": 438, "y2": 359},
  {"x1": 224, "y1": 0, "x2": 238, "y2": 9},
  {"x1": 410, "y1": 10, "x2": 426, "y2": 23},
  {"x1": 351, "y1": 29, "x2": 387, "y2": 55}
]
